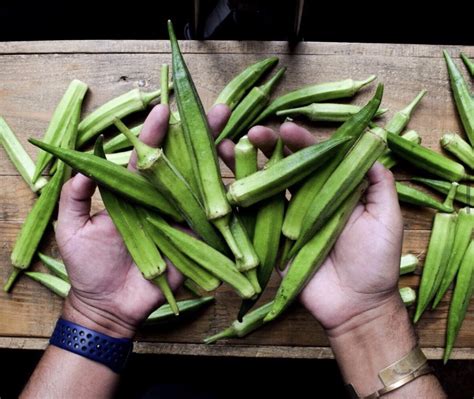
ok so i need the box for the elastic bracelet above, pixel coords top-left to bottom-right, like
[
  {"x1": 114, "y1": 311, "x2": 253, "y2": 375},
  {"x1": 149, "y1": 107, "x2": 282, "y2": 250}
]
[
  {"x1": 345, "y1": 346, "x2": 432, "y2": 398},
  {"x1": 49, "y1": 318, "x2": 133, "y2": 373}
]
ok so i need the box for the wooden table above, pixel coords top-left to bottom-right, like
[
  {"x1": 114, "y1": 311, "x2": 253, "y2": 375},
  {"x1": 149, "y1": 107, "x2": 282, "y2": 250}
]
[{"x1": 1, "y1": 40, "x2": 473, "y2": 359}]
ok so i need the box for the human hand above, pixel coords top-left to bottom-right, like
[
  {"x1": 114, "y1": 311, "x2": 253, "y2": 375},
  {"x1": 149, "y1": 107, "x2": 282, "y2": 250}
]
[
  {"x1": 57, "y1": 104, "x2": 231, "y2": 338},
  {"x1": 248, "y1": 121, "x2": 404, "y2": 336}
]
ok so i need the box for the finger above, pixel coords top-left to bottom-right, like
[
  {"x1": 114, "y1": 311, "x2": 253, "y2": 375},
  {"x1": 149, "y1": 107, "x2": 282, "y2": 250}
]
[
  {"x1": 364, "y1": 162, "x2": 403, "y2": 233},
  {"x1": 207, "y1": 104, "x2": 231, "y2": 139},
  {"x1": 216, "y1": 139, "x2": 235, "y2": 172},
  {"x1": 248, "y1": 125, "x2": 280, "y2": 158},
  {"x1": 57, "y1": 174, "x2": 96, "y2": 234},
  {"x1": 128, "y1": 104, "x2": 170, "y2": 171},
  {"x1": 279, "y1": 121, "x2": 316, "y2": 151}
]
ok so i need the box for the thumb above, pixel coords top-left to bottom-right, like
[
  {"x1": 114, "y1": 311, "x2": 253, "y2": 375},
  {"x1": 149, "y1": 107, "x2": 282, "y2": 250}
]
[{"x1": 57, "y1": 173, "x2": 96, "y2": 237}]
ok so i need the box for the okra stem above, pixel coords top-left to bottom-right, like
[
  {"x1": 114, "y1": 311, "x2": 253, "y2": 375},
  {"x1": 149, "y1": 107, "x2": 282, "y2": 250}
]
[
  {"x1": 460, "y1": 52, "x2": 474, "y2": 76},
  {"x1": 161, "y1": 64, "x2": 170, "y2": 106},
  {"x1": 0, "y1": 117, "x2": 49, "y2": 192},
  {"x1": 103, "y1": 123, "x2": 142, "y2": 153},
  {"x1": 441, "y1": 132, "x2": 474, "y2": 169}
]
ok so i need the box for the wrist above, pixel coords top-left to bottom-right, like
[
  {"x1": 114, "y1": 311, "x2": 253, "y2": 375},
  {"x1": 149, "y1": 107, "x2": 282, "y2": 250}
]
[
  {"x1": 327, "y1": 295, "x2": 417, "y2": 396},
  {"x1": 63, "y1": 292, "x2": 137, "y2": 339}
]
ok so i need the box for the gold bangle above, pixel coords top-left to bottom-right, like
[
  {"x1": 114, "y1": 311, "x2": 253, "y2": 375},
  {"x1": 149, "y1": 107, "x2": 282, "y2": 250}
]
[{"x1": 345, "y1": 346, "x2": 432, "y2": 398}]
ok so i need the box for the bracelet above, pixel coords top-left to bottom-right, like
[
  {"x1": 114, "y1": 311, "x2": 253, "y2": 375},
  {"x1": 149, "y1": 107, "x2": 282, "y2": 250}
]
[
  {"x1": 50, "y1": 318, "x2": 133, "y2": 373},
  {"x1": 345, "y1": 346, "x2": 432, "y2": 398}
]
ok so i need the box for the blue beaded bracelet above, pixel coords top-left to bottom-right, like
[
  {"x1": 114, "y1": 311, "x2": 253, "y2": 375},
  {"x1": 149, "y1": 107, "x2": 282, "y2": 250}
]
[{"x1": 50, "y1": 318, "x2": 133, "y2": 373}]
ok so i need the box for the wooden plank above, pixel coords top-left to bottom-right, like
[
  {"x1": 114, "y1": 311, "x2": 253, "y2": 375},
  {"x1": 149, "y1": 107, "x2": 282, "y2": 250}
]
[{"x1": 1, "y1": 40, "x2": 474, "y2": 357}]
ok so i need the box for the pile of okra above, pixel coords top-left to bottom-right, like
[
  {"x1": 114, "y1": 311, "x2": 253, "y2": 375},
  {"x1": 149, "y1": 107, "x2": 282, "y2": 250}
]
[{"x1": 1, "y1": 22, "x2": 473, "y2": 362}]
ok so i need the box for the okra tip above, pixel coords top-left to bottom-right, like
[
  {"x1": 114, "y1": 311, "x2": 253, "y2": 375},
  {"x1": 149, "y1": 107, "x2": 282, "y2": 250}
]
[
  {"x1": 357, "y1": 75, "x2": 377, "y2": 88},
  {"x1": 402, "y1": 89, "x2": 427, "y2": 117}
]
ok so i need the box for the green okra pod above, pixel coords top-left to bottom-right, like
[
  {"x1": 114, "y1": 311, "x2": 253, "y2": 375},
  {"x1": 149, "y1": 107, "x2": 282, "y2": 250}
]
[
  {"x1": 412, "y1": 177, "x2": 474, "y2": 207},
  {"x1": 230, "y1": 215, "x2": 260, "y2": 274},
  {"x1": 25, "y1": 272, "x2": 71, "y2": 298},
  {"x1": 103, "y1": 123, "x2": 142, "y2": 153},
  {"x1": 38, "y1": 253, "x2": 69, "y2": 282},
  {"x1": 384, "y1": 89, "x2": 426, "y2": 134},
  {"x1": 433, "y1": 207, "x2": 474, "y2": 308},
  {"x1": 396, "y1": 181, "x2": 454, "y2": 212},
  {"x1": 276, "y1": 103, "x2": 387, "y2": 122},
  {"x1": 77, "y1": 87, "x2": 167, "y2": 147},
  {"x1": 238, "y1": 139, "x2": 286, "y2": 320},
  {"x1": 94, "y1": 138, "x2": 178, "y2": 314},
  {"x1": 378, "y1": 130, "x2": 421, "y2": 169},
  {"x1": 441, "y1": 132, "x2": 474, "y2": 169},
  {"x1": 265, "y1": 181, "x2": 368, "y2": 322},
  {"x1": 168, "y1": 20, "x2": 240, "y2": 259},
  {"x1": 414, "y1": 183, "x2": 458, "y2": 323},
  {"x1": 113, "y1": 119, "x2": 227, "y2": 253},
  {"x1": 400, "y1": 254, "x2": 419, "y2": 275},
  {"x1": 281, "y1": 85, "x2": 384, "y2": 251},
  {"x1": 227, "y1": 135, "x2": 351, "y2": 208},
  {"x1": 161, "y1": 64, "x2": 170, "y2": 106},
  {"x1": 290, "y1": 126, "x2": 387, "y2": 259},
  {"x1": 184, "y1": 279, "x2": 205, "y2": 297},
  {"x1": 214, "y1": 57, "x2": 279, "y2": 109},
  {"x1": 387, "y1": 132, "x2": 474, "y2": 181},
  {"x1": 253, "y1": 75, "x2": 376, "y2": 124},
  {"x1": 444, "y1": 51, "x2": 474, "y2": 146},
  {"x1": 460, "y1": 52, "x2": 474, "y2": 76},
  {"x1": 141, "y1": 209, "x2": 221, "y2": 292},
  {"x1": 33, "y1": 79, "x2": 88, "y2": 182},
  {"x1": 145, "y1": 296, "x2": 214, "y2": 325},
  {"x1": 204, "y1": 301, "x2": 274, "y2": 344},
  {"x1": 0, "y1": 117, "x2": 48, "y2": 192},
  {"x1": 215, "y1": 67, "x2": 286, "y2": 144},
  {"x1": 147, "y1": 216, "x2": 256, "y2": 299},
  {"x1": 443, "y1": 239, "x2": 474, "y2": 363},
  {"x1": 399, "y1": 287, "x2": 417, "y2": 307},
  {"x1": 28, "y1": 138, "x2": 182, "y2": 221},
  {"x1": 105, "y1": 150, "x2": 132, "y2": 166}
]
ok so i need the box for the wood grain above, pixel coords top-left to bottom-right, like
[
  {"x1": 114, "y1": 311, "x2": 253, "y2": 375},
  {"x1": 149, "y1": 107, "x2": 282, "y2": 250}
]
[{"x1": 1, "y1": 40, "x2": 473, "y2": 358}]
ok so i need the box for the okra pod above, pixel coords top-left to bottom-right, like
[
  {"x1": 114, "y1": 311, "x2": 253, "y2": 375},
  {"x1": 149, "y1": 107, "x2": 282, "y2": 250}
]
[
  {"x1": 29, "y1": 138, "x2": 182, "y2": 221},
  {"x1": 0, "y1": 117, "x2": 48, "y2": 192},
  {"x1": 276, "y1": 103, "x2": 387, "y2": 122},
  {"x1": 378, "y1": 130, "x2": 421, "y2": 169},
  {"x1": 145, "y1": 296, "x2": 214, "y2": 325},
  {"x1": 168, "y1": 21, "x2": 240, "y2": 258},
  {"x1": 441, "y1": 132, "x2": 474, "y2": 169},
  {"x1": 412, "y1": 177, "x2": 474, "y2": 207},
  {"x1": 94, "y1": 139, "x2": 178, "y2": 314},
  {"x1": 214, "y1": 57, "x2": 279, "y2": 109},
  {"x1": 231, "y1": 215, "x2": 260, "y2": 273},
  {"x1": 33, "y1": 79, "x2": 88, "y2": 182},
  {"x1": 204, "y1": 301, "x2": 274, "y2": 344},
  {"x1": 433, "y1": 207, "x2": 474, "y2": 308},
  {"x1": 399, "y1": 287, "x2": 416, "y2": 307},
  {"x1": 147, "y1": 216, "x2": 256, "y2": 299},
  {"x1": 77, "y1": 87, "x2": 165, "y2": 147},
  {"x1": 384, "y1": 89, "x2": 426, "y2": 134},
  {"x1": 38, "y1": 253, "x2": 69, "y2": 282},
  {"x1": 160, "y1": 64, "x2": 170, "y2": 106},
  {"x1": 282, "y1": 85, "x2": 383, "y2": 249},
  {"x1": 253, "y1": 75, "x2": 376, "y2": 124},
  {"x1": 400, "y1": 254, "x2": 419, "y2": 275},
  {"x1": 114, "y1": 119, "x2": 227, "y2": 253},
  {"x1": 444, "y1": 51, "x2": 474, "y2": 146},
  {"x1": 184, "y1": 279, "x2": 205, "y2": 297},
  {"x1": 443, "y1": 239, "x2": 474, "y2": 363},
  {"x1": 103, "y1": 123, "x2": 142, "y2": 153},
  {"x1": 105, "y1": 150, "x2": 132, "y2": 166},
  {"x1": 227, "y1": 135, "x2": 351, "y2": 207},
  {"x1": 141, "y1": 209, "x2": 221, "y2": 292},
  {"x1": 396, "y1": 181, "x2": 454, "y2": 212},
  {"x1": 25, "y1": 272, "x2": 70, "y2": 298},
  {"x1": 414, "y1": 184, "x2": 458, "y2": 322},
  {"x1": 265, "y1": 181, "x2": 367, "y2": 322},
  {"x1": 460, "y1": 52, "x2": 474, "y2": 76},
  {"x1": 238, "y1": 139, "x2": 286, "y2": 319},
  {"x1": 290, "y1": 126, "x2": 387, "y2": 259},
  {"x1": 215, "y1": 67, "x2": 286, "y2": 144},
  {"x1": 387, "y1": 132, "x2": 474, "y2": 181}
]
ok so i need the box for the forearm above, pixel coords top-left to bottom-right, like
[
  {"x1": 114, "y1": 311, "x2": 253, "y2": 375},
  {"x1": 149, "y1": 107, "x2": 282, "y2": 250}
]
[
  {"x1": 21, "y1": 296, "x2": 134, "y2": 399},
  {"x1": 325, "y1": 296, "x2": 445, "y2": 398}
]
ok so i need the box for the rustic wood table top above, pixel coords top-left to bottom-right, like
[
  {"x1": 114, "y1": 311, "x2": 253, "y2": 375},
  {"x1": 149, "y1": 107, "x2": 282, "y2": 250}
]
[{"x1": 1, "y1": 40, "x2": 473, "y2": 359}]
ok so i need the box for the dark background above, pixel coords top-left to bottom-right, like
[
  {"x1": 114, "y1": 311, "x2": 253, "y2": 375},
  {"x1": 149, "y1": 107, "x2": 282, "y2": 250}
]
[{"x1": 1, "y1": 1, "x2": 473, "y2": 398}]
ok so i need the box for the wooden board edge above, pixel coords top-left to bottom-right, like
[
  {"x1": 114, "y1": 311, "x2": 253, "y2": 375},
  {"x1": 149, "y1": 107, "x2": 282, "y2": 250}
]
[{"x1": 1, "y1": 337, "x2": 473, "y2": 360}]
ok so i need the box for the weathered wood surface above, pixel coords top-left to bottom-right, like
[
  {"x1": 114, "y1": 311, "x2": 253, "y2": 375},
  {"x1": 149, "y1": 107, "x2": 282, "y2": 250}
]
[{"x1": 1, "y1": 40, "x2": 473, "y2": 358}]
